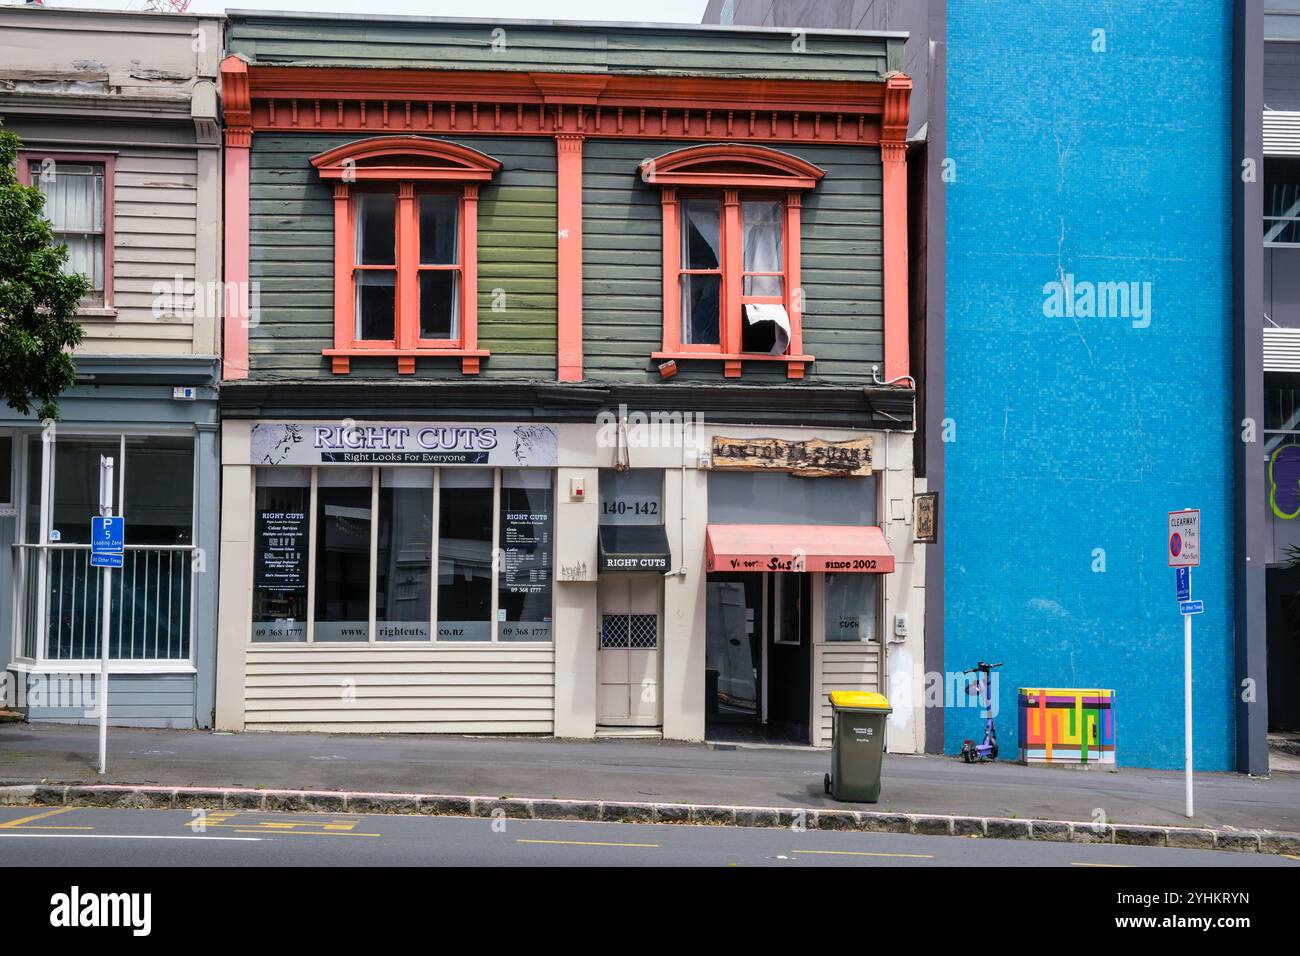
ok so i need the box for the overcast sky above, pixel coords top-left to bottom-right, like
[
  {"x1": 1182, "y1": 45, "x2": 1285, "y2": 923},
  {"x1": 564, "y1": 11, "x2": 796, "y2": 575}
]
[{"x1": 27, "y1": 0, "x2": 711, "y2": 22}]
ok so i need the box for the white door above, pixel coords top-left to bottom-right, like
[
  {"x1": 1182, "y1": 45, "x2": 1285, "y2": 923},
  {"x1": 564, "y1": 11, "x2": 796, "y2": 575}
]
[{"x1": 597, "y1": 574, "x2": 662, "y2": 726}]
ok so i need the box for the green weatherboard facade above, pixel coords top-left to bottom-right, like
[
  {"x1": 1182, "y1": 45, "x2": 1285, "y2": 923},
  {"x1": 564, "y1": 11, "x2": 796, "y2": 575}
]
[
  {"x1": 248, "y1": 134, "x2": 557, "y2": 380},
  {"x1": 229, "y1": 14, "x2": 901, "y2": 387}
]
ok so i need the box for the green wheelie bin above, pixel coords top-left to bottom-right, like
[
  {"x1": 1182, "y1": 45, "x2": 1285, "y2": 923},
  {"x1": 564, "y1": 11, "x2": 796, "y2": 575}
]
[{"x1": 824, "y1": 691, "x2": 892, "y2": 802}]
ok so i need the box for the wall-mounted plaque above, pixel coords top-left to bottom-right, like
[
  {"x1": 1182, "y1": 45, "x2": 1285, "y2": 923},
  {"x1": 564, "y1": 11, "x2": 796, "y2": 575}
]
[
  {"x1": 710, "y1": 435, "x2": 873, "y2": 478},
  {"x1": 914, "y1": 492, "x2": 937, "y2": 544}
]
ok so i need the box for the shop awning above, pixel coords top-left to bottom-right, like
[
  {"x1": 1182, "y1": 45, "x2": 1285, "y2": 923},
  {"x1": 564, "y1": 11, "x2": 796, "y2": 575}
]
[
  {"x1": 599, "y1": 524, "x2": 672, "y2": 572},
  {"x1": 705, "y1": 524, "x2": 894, "y2": 574}
]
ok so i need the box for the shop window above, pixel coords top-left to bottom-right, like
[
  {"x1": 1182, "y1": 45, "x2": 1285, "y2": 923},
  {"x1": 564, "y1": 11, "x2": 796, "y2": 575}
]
[
  {"x1": 252, "y1": 469, "x2": 310, "y2": 643},
  {"x1": 639, "y1": 144, "x2": 825, "y2": 379},
  {"x1": 124, "y1": 436, "x2": 194, "y2": 545},
  {"x1": 707, "y1": 471, "x2": 877, "y2": 526},
  {"x1": 310, "y1": 137, "x2": 501, "y2": 375},
  {"x1": 599, "y1": 469, "x2": 663, "y2": 525},
  {"x1": 1265, "y1": 158, "x2": 1300, "y2": 246},
  {"x1": 437, "y1": 469, "x2": 494, "y2": 642},
  {"x1": 498, "y1": 470, "x2": 553, "y2": 642},
  {"x1": 825, "y1": 573, "x2": 879, "y2": 642},
  {"x1": 314, "y1": 468, "x2": 373, "y2": 642},
  {"x1": 0, "y1": 435, "x2": 12, "y2": 508},
  {"x1": 21, "y1": 433, "x2": 196, "y2": 662},
  {"x1": 253, "y1": 466, "x2": 554, "y2": 644},
  {"x1": 18, "y1": 153, "x2": 113, "y2": 311},
  {"x1": 772, "y1": 573, "x2": 808, "y2": 645},
  {"x1": 50, "y1": 437, "x2": 119, "y2": 543},
  {"x1": 377, "y1": 469, "x2": 434, "y2": 641}
]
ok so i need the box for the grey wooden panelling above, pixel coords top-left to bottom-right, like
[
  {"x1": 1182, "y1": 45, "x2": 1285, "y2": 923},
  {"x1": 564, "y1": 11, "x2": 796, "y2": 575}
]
[
  {"x1": 91, "y1": 149, "x2": 200, "y2": 352},
  {"x1": 814, "y1": 642, "x2": 881, "y2": 746},
  {"x1": 244, "y1": 645, "x2": 555, "y2": 732},
  {"x1": 582, "y1": 138, "x2": 883, "y2": 385},
  {"x1": 248, "y1": 133, "x2": 557, "y2": 380},
  {"x1": 22, "y1": 673, "x2": 197, "y2": 729},
  {"x1": 228, "y1": 17, "x2": 898, "y2": 82}
]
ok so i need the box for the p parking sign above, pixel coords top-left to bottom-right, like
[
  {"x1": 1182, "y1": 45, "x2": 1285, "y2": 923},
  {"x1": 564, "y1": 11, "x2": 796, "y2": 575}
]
[{"x1": 1168, "y1": 509, "x2": 1200, "y2": 568}]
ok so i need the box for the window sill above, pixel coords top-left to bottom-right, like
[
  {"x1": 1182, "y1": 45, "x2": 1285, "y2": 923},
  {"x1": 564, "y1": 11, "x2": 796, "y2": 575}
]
[
  {"x1": 323, "y1": 347, "x2": 490, "y2": 375},
  {"x1": 7, "y1": 660, "x2": 197, "y2": 675},
  {"x1": 245, "y1": 641, "x2": 553, "y2": 650},
  {"x1": 652, "y1": 350, "x2": 814, "y2": 380},
  {"x1": 75, "y1": 306, "x2": 117, "y2": 321}
]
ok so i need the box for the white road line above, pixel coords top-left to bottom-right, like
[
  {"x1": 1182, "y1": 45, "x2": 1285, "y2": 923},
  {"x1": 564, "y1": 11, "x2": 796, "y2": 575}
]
[{"x1": 0, "y1": 833, "x2": 262, "y2": 842}]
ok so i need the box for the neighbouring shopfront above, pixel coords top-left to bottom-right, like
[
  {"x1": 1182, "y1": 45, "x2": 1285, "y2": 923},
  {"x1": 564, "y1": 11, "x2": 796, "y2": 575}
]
[
  {"x1": 1, "y1": 368, "x2": 221, "y2": 728},
  {"x1": 216, "y1": 417, "x2": 924, "y2": 748}
]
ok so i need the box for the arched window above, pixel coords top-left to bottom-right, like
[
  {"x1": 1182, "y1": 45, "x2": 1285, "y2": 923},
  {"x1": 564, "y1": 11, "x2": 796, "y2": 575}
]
[
  {"x1": 311, "y1": 136, "x2": 501, "y2": 374},
  {"x1": 639, "y1": 144, "x2": 825, "y2": 379}
]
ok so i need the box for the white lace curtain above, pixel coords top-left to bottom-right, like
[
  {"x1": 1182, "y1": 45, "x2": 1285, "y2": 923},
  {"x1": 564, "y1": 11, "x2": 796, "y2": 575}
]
[{"x1": 37, "y1": 163, "x2": 105, "y2": 294}]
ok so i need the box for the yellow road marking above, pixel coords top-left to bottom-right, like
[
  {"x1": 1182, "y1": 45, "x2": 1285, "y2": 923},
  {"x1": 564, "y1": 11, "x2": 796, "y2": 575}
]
[
  {"x1": 234, "y1": 829, "x2": 380, "y2": 837},
  {"x1": 793, "y1": 849, "x2": 933, "y2": 860},
  {"x1": 0, "y1": 807, "x2": 90, "y2": 830},
  {"x1": 198, "y1": 815, "x2": 363, "y2": 834},
  {"x1": 1281, "y1": 854, "x2": 1300, "y2": 862},
  {"x1": 517, "y1": 838, "x2": 658, "y2": 849},
  {"x1": 1071, "y1": 862, "x2": 1132, "y2": 868}
]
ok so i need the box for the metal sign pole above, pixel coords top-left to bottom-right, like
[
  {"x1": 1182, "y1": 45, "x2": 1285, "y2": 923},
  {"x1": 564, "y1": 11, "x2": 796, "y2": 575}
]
[
  {"x1": 1168, "y1": 507, "x2": 1200, "y2": 820},
  {"x1": 98, "y1": 455, "x2": 113, "y2": 776},
  {"x1": 1184, "y1": 608, "x2": 1193, "y2": 818}
]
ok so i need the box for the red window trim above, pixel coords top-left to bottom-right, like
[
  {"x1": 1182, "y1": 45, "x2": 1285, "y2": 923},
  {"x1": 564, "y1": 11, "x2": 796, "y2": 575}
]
[
  {"x1": 16, "y1": 150, "x2": 116, "y2": 315},
  {"x1": 310, "y1": 136, "x2": 501, "y2": 375},
  {"x1": 640, "y1": 144, "x2": 823, "y2": 380}
]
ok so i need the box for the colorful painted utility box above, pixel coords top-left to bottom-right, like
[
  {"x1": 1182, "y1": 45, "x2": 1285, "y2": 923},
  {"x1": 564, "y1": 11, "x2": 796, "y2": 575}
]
[{"x1": 1017, "y1": 688, "x2": 1116, "y2": 766}]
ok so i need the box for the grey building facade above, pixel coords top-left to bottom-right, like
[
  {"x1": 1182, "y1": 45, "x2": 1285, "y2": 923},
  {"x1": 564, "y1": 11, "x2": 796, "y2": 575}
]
[{"x1": 0, "y1": 8, "x2": 224, "y2": 728}]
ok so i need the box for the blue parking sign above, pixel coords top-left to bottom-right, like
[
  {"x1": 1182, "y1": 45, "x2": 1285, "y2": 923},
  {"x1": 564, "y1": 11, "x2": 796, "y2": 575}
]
[
  {"x1": 90, "y1": 551, "x2": 124, "y2": 569},
  {"x1": 91, "y1": 516, "x2": 124, "y2": 554},
  {"x1": 1175, "y1": 567, "x2": 1190, "y2": 603}
]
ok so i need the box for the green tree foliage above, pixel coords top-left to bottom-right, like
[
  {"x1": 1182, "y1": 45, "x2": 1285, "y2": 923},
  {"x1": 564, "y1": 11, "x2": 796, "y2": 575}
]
[{"x1": 0, "y1": 120, "x2": 88, "y2": 421}]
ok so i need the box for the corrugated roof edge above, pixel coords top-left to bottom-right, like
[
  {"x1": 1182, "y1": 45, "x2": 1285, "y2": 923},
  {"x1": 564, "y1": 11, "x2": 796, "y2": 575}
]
[{"x1": 223, "y1": 9, "x2": 907, "y2": 41}]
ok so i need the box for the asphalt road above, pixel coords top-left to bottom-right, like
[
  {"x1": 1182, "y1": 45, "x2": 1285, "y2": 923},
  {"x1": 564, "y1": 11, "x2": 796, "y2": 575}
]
[
  {"x1": 6, "y1": 723, "x2": 1299, "y2": 832},
  {"x1": 1, "y1": 805, "x2": 1295, "y2": 867}
]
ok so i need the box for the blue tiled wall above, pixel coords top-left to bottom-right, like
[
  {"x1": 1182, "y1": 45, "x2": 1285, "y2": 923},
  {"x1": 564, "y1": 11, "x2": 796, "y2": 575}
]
[{"x1": 945, "y1": 1, "x2": 1235, "y2": 770}]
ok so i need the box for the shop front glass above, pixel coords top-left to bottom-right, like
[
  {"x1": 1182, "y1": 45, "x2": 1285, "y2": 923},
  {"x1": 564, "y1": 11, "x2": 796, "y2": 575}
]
[
  {"x1": 250, "y1": 465, "x2": 553, "y2": 644},
  {"x1": 15, "y1": 432, "x2": 197, "y2": 662}
]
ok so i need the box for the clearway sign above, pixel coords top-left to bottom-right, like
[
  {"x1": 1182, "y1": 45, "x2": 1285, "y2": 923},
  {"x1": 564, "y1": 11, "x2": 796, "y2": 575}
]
[{"x1": 1167, "y1": 509, "x2": 1200, "y2": 568}]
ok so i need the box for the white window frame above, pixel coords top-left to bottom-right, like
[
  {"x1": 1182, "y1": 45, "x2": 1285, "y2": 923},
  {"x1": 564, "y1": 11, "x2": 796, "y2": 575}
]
[
  {"x1": 13, "y1": 426, "x2": 199, "y2": 671},
  {"x1": 260, "y1": 465, "x2": 555, "y2": 646}
]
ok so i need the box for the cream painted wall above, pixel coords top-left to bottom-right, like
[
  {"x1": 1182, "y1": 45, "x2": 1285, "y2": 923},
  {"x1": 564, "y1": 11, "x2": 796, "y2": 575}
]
[
  {"x1": 214, "y1": 420, "x2": 252, "y2": 731},
  {"x1": 217, "y1": 417, "x2": 921, "y2": 744}
]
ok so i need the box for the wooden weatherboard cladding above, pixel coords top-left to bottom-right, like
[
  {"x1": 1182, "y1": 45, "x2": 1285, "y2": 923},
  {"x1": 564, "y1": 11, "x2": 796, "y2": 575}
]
[
  {"x1": 226, "y1": 17, "x2": 903, "y2": 83},
  {"x1": 248, "y1": 134, "x2": 557, "y2": 379},
  {"x1": 583, "y1": 138, "x2": 883, "y2": 385},
  {"x1": 711, "y1": 435, "x2": 873, "y2": 477},
  {"x1": 222, "y1": 16, "x2": 909, "y2": 386}
]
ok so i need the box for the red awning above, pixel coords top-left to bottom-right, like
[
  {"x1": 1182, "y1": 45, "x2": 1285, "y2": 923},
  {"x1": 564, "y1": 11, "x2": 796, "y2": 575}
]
[{"x1": 705, "y1": 524, "x2": 895, "y2": 574}]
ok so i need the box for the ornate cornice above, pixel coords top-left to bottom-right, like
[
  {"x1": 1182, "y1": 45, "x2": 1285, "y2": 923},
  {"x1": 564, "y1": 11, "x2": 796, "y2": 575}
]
[
  {"x1": 220, "y1": 55, "x2": 252, "y2": 148},
  {"x1": 236, "y1": 66, "x2": 895, "y2": 148},
  {"x1": 880, "y1": 71, "x2": 912, "y2": 147}
]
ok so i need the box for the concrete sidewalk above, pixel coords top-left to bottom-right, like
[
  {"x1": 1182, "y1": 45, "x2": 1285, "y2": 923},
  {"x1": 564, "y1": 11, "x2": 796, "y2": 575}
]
[{"x1": 2, "y1": 722, "x2": 1298, "y2": 835}]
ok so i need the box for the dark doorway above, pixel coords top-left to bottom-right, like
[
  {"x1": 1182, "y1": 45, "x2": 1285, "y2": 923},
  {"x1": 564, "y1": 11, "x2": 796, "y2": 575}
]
[
  {"x1": 1266, "y1": 566, "x2": 1300, "y2": 731},
  {"x1": 705, "y1": 572, "x2": 762, "y2": 725},
  {"x1": 766, "y1": 572, "x2": 812, "y2": 742},
  {"x1": 705, "y1": 571, "x2": 812, "y2": 744}
]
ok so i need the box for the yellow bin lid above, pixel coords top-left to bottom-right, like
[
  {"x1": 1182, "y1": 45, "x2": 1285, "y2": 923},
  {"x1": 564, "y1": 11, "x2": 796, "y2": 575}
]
[{"x1": 829, "y1": 690, "x2": 890, "y2": 710}]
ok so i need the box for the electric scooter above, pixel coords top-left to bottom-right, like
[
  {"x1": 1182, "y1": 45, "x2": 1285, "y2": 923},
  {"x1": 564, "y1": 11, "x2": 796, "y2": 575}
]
[{"x1": 959, "y1": 661, "x2": 1002, "y2": 763}]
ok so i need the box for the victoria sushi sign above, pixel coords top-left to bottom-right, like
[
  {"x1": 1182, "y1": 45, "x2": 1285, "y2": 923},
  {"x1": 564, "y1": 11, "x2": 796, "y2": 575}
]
[
  {"x1": 250, "y1": 422, "x2": 560, "y2": 467},
  {"x1": 710, "y1": 435, "x2": 873, "y2": 477}
]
